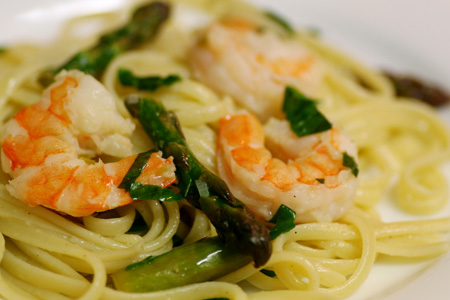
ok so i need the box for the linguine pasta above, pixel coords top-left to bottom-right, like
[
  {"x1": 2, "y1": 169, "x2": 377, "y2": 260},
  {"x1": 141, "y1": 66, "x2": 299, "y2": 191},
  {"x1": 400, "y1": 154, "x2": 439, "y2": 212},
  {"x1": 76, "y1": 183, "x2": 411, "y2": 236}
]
[{"x1": 0, "y1": 0, "x2": 449, "y2": 299}]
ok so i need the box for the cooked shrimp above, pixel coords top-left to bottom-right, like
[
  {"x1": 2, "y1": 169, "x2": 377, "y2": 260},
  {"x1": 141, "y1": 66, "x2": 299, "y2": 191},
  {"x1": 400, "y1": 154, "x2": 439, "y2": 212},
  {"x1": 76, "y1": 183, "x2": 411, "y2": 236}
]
[
  {"x1": 217, "y1": 111, "x2": 358, "y2": 223},
  {"x1": 1, "y1": 70, "x2": 176, "y2": 217},
  {"x1": 190, "y1": 17, "x2": 324, "y2": 121}
]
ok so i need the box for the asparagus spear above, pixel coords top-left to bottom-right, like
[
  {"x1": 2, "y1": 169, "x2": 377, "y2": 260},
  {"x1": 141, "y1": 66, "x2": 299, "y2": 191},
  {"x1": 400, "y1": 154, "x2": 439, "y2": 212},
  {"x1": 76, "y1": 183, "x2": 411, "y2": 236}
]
[
  {"x1": 111, "y1": 236, "x2": 252, "y2": 292},
  {"x1": 125, "y1": 96, "x2": 272, "y2": 268},
  {"x1": 38, "y1": 1, "x2": 170, "y2": 86}
]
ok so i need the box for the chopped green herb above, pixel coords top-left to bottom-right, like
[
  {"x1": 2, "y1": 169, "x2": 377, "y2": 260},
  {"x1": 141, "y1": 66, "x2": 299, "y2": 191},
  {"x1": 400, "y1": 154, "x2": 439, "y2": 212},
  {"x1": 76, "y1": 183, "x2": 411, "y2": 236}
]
[
  {"x1": 118, "y1": 68, "x2": 181, "y2": 92},
  {"x1": 265, "y1": 11, "x2": 294, "y2": 34},
  {"x1": 118, "y1": 150, "x2": 157, "y2": 190},
  {"x1": 0, "y1": 47, "x2": 6, "y2": 54},
  {"x1": 316, "y1": 178, "x2": 325, "y2": 184},
  {"x1": 260, "y1": 269, "x2": 277, "y2": 278},
  {"x1": 283, "y1": 86, "x2": 332, "y2": 137},
  {"x1": 128, "y1": 182, "x2": 184, "y2": 202},
  {"x1": 268, "y1": 204, "x2": 296, "y2": 240},
  {"x1": 118, "y1": 150, "x2": 184, "y2": 202},
  {"x1": 343, "y1": 152, "x2": 359, "y2": 177}
]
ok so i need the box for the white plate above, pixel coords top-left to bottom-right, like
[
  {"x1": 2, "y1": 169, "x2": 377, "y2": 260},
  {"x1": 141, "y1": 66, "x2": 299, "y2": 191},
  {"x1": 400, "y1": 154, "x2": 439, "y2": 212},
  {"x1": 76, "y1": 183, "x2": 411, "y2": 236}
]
[{"x1": 1, "y1": 0, "x2": 449, "y2": 299}]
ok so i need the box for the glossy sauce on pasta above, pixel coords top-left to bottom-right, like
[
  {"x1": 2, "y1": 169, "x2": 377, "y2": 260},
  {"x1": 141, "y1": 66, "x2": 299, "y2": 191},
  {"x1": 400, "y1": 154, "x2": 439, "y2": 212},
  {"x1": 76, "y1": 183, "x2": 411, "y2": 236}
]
[{"x1": 0, "y1": 0, "x2": 449, "y2": 299}]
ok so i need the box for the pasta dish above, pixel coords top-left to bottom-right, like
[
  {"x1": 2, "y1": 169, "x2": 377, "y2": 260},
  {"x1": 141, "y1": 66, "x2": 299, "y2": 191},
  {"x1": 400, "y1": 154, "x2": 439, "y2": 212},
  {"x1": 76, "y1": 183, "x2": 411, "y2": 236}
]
[{"x1": 0, "y1": 0, "x2": 449, "y2": 299}]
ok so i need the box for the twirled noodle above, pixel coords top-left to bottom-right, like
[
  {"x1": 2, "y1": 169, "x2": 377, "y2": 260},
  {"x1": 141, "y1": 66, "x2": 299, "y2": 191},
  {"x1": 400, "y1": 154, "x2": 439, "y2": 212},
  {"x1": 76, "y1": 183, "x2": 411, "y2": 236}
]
[
  {"x1": 102, "y1": 50, "x2": 190, "y2": 117},
  {"x1": 329, "y1": 100, "x2": 450, "y2": 213},
  {"x1": 0, "y1": 0, "x2": 449, "y2": 299},
  {"x1": 298, "y1": 32, "x2": 395, "y2": 104},
  {"x1": 306, "y1": 28, "x2": 450, "y2": 214},
  {"x1": 102, "y1": 49, "x2": 234, "y2": 169}
]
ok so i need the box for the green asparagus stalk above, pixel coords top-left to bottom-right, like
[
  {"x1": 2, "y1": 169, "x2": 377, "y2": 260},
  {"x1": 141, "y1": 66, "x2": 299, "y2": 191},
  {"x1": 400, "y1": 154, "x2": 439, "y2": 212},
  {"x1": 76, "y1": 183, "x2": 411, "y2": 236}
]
[
  {"x1": 38, "y1": 1, "x2": 170, "y2": 86},
  {"x1": 111, "y1": 236, "x2": 252, "y2": 292},
  {"x1": 125, "y1": 96, "x2": 272, "y2": 268}
]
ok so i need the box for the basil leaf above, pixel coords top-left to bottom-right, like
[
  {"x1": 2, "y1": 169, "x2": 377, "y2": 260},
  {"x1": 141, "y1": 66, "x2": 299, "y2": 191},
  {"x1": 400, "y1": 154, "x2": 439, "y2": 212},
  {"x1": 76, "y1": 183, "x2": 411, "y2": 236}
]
[
  {"x1": 343, "y1": 152, "x2": 359, "y2": 177},
  {"x1": 268, "y1": 204, "x2": 296, "y2": 240},
  {"x1": 260, "y1": 269, "x2": 277, "y2": 278},
  {"x1": 316, "y1": 178, "x2": 325, "y2": 184},
  {"x1": 119, "y1": 150, "x2": 157, "y2": 190},
  {"x1": 118, "y1": 150, "x2": 183, "y2": 202},
  {"x1": 283, "y1": 86, "x2": 332, "y2": 137},
  {"x1": 129, "y1": 182, "x2": 184, "y2": 202},
  {"x1": 118, "y1": 68, "x2": 181, "y2": 92},
  {"x1": 265, "y1": 11, "x2": 294, "y2": 34}
]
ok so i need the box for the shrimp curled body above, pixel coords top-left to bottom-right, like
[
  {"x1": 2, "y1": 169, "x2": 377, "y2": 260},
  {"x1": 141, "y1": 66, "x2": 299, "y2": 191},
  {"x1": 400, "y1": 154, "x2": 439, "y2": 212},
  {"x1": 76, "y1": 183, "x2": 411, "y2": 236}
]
[
  {"x1": 1, "y1": 70, "x2": 176, "y2": 217},
  {"x1": 190, "y1": 18, "x2": 323, "y2": 121},
  {"x1": 217, "y1": 112, "x2": 358, "y2": 223}
]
